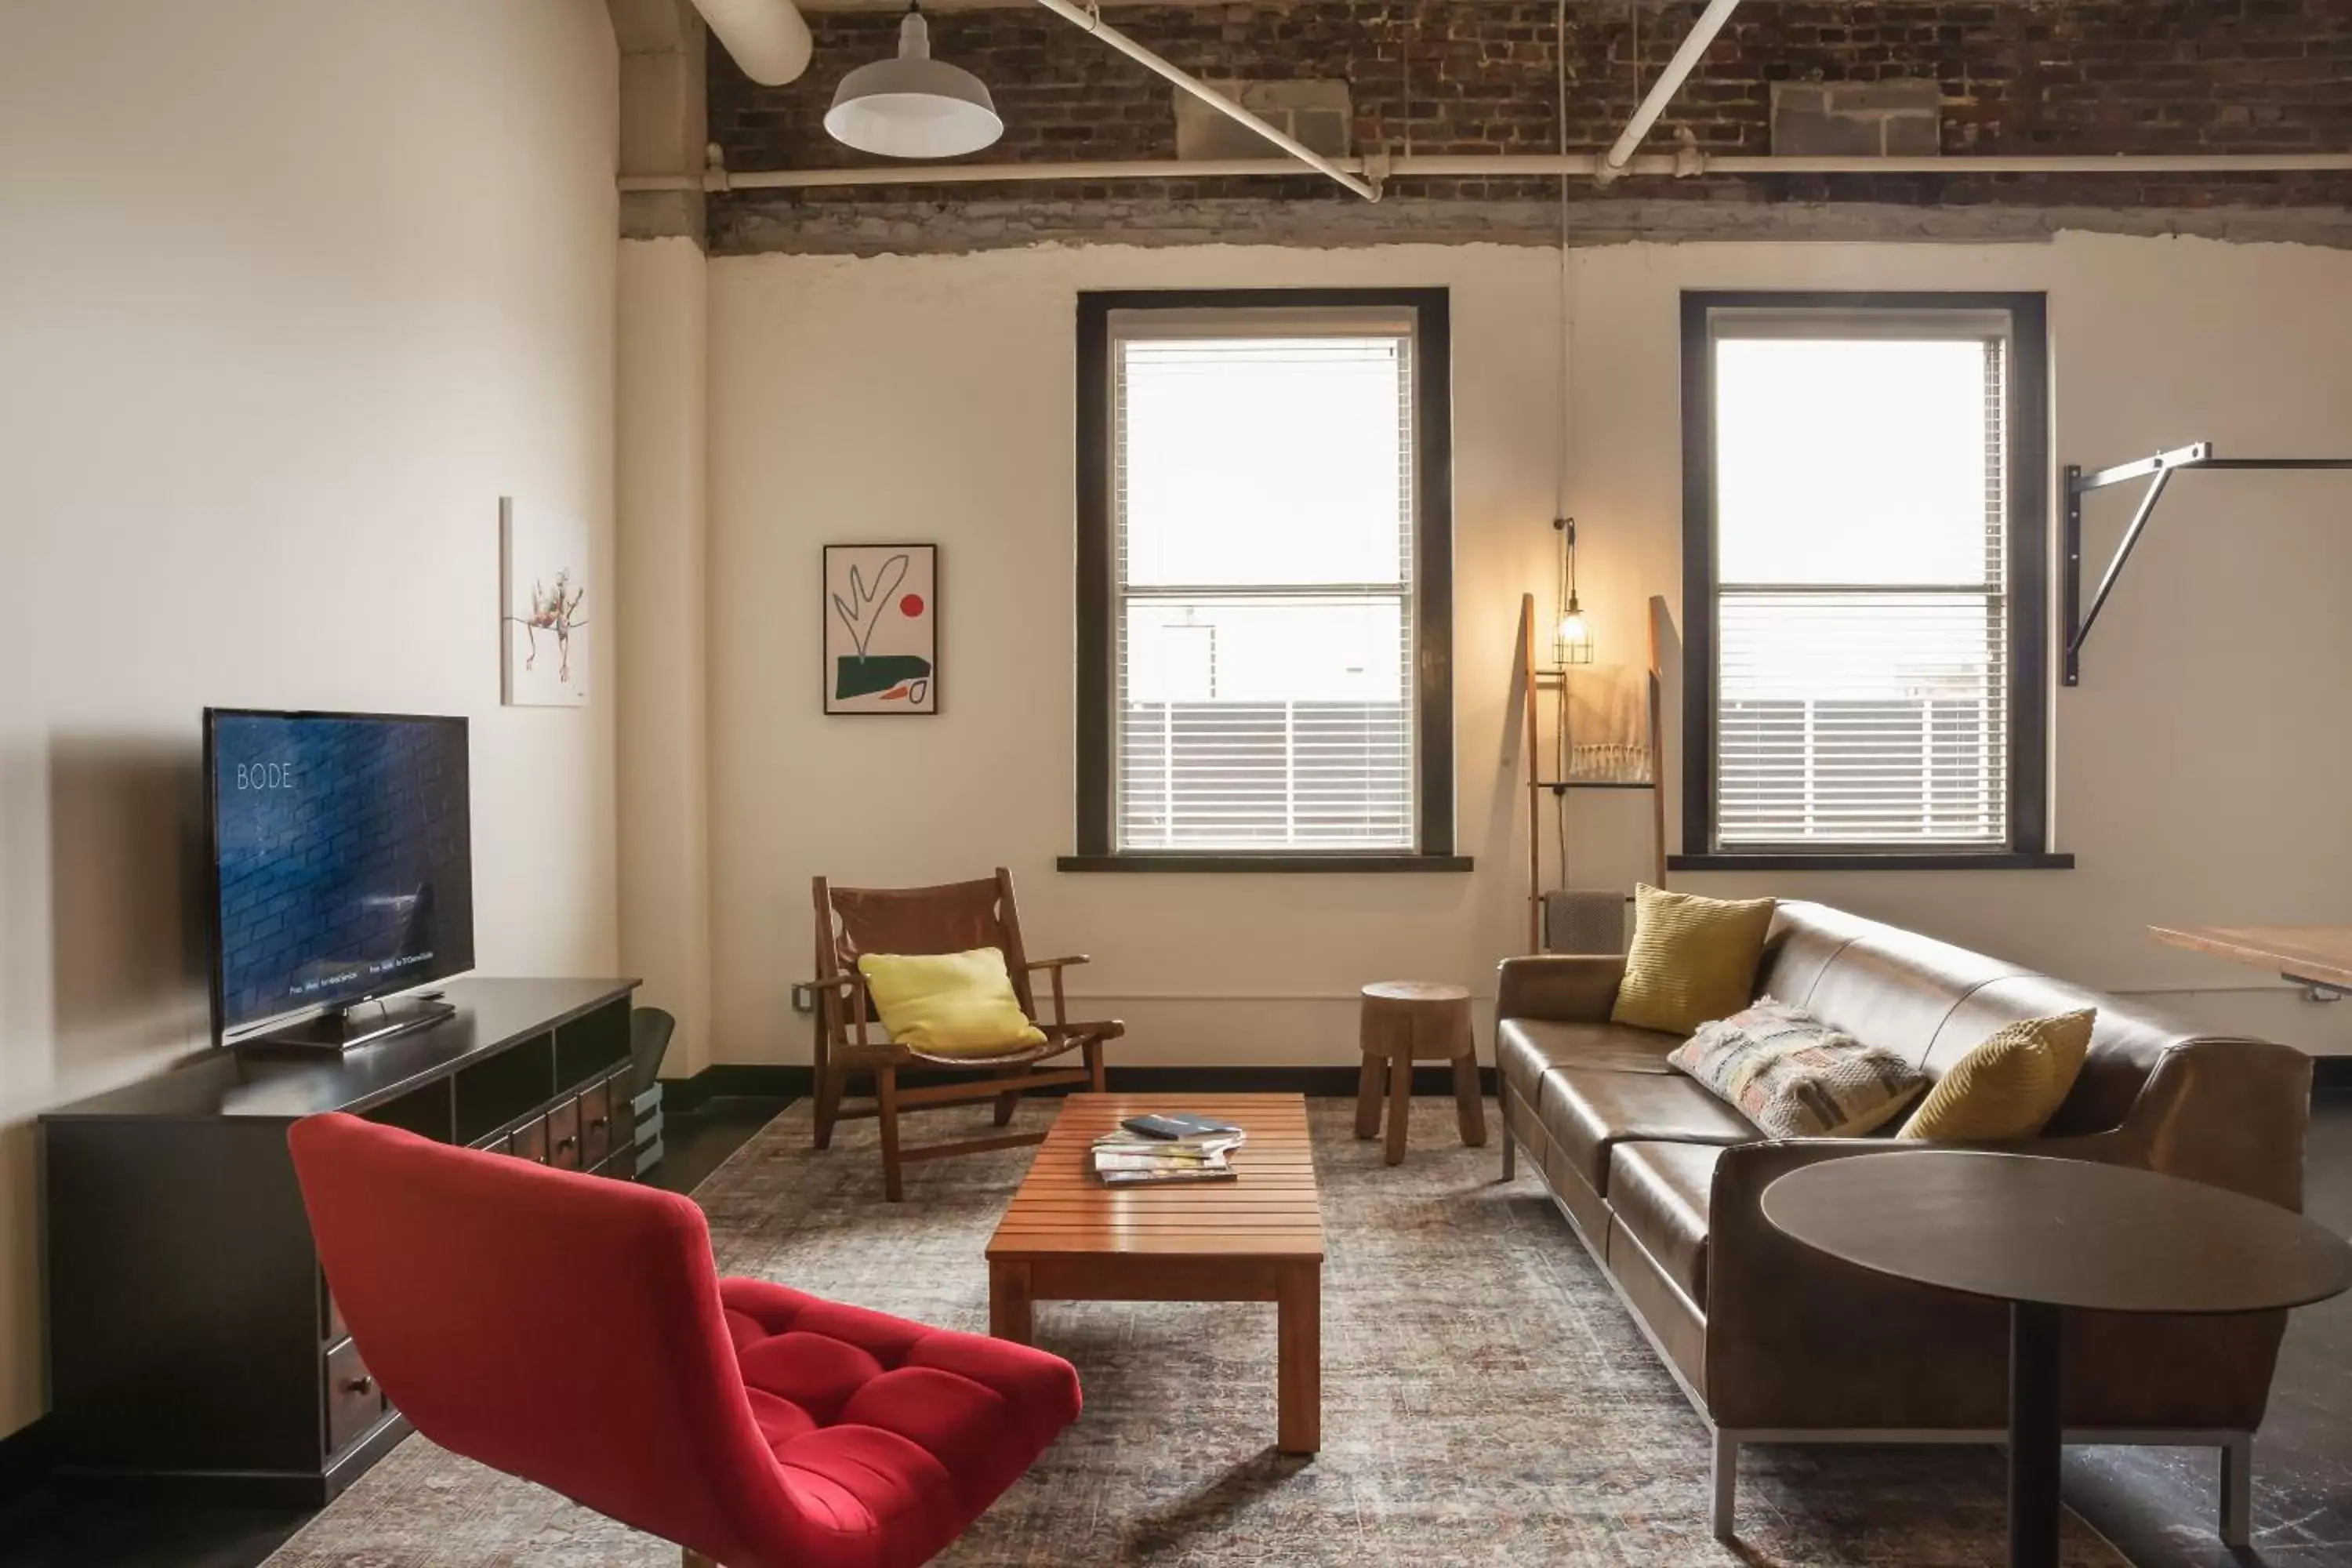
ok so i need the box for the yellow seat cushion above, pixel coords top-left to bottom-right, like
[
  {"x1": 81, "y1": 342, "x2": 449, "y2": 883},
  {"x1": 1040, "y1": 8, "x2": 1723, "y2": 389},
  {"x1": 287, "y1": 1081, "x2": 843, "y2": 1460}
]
[
  {"x1": 1610, "y1": 884, "x2": 1778, "y2": 1035},
  {"x1": 1896, "y1": 1010, "x2": 2096, "y2": 1142},
  {"x1": 856, "y1": 948, "x2": 1047, "y2": 1058}
]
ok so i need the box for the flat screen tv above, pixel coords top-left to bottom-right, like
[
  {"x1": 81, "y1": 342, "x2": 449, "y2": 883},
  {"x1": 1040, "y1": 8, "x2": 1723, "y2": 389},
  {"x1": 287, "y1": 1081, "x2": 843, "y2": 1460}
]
[{"x1": 205, "y1": 709, "x2": 475, "y2": 1049}]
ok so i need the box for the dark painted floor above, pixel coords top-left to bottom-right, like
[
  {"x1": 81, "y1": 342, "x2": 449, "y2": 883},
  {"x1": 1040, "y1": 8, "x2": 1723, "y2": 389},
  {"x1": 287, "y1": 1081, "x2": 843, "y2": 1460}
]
[
  {"x1": 2065, "y1": 1087, "x2": 2352, "y2": 1567},
  {"x1": 4, "y1": 1091, "x2": 2350, "y2": 1567}
]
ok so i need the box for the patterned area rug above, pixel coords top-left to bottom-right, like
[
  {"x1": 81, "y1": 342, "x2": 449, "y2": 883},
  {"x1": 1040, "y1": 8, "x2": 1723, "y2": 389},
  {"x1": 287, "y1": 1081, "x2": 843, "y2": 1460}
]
[{"x1": 265, "y1": 1098, "x2": 2127, "y2": 1566}]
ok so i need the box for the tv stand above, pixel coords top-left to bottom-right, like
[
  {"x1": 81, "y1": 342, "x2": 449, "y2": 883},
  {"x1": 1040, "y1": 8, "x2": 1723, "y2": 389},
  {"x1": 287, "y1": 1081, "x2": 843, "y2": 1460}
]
[
  {"x1": 40, "y1": 976, "x2": 640, "y2": 1504},
  {"x1": 240, "y1": 993, "x2": 458, "y2": 1054}
]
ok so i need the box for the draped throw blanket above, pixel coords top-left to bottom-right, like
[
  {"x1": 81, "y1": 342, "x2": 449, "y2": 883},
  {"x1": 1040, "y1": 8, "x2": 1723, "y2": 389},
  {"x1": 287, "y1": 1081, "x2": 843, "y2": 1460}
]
[{"x1": 1562, "y1": 663, "x2": 1653, "y2": 783}]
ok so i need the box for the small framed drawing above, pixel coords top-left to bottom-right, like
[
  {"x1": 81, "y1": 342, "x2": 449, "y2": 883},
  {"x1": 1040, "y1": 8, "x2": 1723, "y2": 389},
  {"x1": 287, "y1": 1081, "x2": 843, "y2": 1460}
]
[
  {"x1": 823, "y1": 544, "x2": 938, "y2": 715},
  {"x1": 501, "y1": 495, "x2": 590, "y2": 707}
]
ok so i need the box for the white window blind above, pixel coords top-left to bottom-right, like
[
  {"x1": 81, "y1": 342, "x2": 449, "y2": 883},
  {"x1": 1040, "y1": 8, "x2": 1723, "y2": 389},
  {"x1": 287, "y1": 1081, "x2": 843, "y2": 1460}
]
[
  {"x1": 1710, "y1": 318, "x2": 2012, "y2": 848},
  {"x1": 1111, "y1": 314, "x2": 1417, "y2": 851}
]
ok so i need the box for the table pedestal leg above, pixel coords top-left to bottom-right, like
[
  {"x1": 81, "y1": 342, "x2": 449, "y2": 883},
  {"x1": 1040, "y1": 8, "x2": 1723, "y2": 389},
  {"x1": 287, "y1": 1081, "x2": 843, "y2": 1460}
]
[{"x1": 2009, "y1": 1300, "x2": 2062, "y2": 1568}]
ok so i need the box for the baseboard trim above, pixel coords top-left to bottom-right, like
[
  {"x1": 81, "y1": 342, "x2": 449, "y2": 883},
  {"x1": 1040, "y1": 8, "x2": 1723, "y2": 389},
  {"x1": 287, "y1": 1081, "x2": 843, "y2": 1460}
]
[
  {"x1": 0, "y1": 1414, "x2": 52, "y2": 1501},
  {"x1": 2314, "y1": 1057, "x2": 2352, "y2": 1091},
  {"x1": 663, "y1": 1062, "x2": 1501, "y2": 1110}
]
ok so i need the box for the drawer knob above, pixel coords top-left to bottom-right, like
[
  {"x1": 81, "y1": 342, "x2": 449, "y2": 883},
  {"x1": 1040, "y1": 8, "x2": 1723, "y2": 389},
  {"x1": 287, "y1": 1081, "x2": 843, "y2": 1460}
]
[
  {"x1": 344, "y1": 1374, "x2": 376, "y2": 1396},
  {"x1": 556, "y1": 1135, "x2": 578, "y2": 1152},
  {"x1": 589, "y1": 1116, "x2": 610, "y2": 1131}
]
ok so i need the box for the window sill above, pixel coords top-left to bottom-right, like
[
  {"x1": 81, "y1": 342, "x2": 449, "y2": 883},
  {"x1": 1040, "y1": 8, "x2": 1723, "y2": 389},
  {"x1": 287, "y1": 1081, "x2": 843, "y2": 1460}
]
[
  {"x1": 1667, "y1": 851, "x2": 2075, "y2": 873},
  {"x1": 1058, "y1": 853, "x2": 1475, "y2": 874}
]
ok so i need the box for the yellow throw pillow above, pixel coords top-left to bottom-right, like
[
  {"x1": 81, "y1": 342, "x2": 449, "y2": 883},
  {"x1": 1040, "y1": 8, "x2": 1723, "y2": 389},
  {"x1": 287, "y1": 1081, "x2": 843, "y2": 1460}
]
[
  {"x1": 1896, "y1": 1010, "x2": 2096, "y2": 1142},
  {"x1": 1610, "y1": 884, "x2": 1777, "y2": 1034},
  {"x1": 856, "y1": 949, "x2": 1047, "y2": 1058}
]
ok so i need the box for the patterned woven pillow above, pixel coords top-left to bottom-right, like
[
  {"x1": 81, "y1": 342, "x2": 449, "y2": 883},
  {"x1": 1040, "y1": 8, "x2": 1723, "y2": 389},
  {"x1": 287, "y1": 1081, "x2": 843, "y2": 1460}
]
[{"x1": 1668, "y1": 999, "x2": 1928, "y2": 1138}]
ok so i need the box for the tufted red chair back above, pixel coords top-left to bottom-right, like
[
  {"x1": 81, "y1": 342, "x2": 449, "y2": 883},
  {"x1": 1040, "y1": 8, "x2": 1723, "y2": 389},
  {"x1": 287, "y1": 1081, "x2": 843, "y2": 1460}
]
[{"x1": 289, "y1": 1112, "x2": 802, "y2": 1567}]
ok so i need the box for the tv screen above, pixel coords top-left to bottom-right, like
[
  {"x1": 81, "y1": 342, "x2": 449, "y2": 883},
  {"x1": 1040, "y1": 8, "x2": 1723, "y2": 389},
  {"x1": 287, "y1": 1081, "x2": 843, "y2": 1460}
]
[{"x1": 206, "y1": 710, "x2": 475, "y2": 1040}]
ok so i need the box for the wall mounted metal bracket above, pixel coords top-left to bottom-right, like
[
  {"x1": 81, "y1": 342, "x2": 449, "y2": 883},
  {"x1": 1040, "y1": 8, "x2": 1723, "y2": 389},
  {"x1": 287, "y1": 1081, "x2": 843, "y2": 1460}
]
[{"x1": 2061, "y1": 441, "x2": 2352, "y2": 685}]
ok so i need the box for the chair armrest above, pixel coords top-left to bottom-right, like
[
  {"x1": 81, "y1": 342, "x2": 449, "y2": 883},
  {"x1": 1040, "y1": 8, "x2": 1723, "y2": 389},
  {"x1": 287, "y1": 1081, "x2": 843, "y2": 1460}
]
[
  {"x1": 1022, "y1": 957, "x2": 1088, "y2": 1026},
  {"x1": 1495, "y1": 954, "x2": 1626, "y2": 1023},
  {"x1": 801, "y1": 971, "x2": 870, "y2": 1047}
]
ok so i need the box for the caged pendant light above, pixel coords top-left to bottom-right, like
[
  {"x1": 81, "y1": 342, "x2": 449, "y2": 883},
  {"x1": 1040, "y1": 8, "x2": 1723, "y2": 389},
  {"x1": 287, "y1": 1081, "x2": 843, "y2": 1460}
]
[
  {"x1": 1552, "y1": 515, "x2": 1593, "y2": 666},
  {"x1": 825, "y1": 1, "x2": 1004, "y2": 160}
]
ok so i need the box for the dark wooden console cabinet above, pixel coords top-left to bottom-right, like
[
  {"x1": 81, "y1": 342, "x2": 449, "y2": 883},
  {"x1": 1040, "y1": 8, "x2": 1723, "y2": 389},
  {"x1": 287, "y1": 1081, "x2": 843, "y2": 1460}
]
[{"x1": 40, "y1": 976, "x2": 640, "y2": 1504}]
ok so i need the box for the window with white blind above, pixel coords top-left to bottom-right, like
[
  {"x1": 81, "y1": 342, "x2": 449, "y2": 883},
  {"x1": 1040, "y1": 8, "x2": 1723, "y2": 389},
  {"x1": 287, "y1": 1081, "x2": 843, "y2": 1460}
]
[
  {"x1": 1675, "y1": 294, "x2": 2062, "y2": 870},
  {"x1": 1067, "y1": 292, "x2": 1460, "y2": 871}
]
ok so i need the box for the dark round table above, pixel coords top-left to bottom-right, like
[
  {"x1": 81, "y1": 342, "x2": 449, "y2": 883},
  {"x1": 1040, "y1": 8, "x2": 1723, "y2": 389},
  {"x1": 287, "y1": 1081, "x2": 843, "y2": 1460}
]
[{"x1": 1763, "y1": 1150, "x2": 2352, "y2": 1568}]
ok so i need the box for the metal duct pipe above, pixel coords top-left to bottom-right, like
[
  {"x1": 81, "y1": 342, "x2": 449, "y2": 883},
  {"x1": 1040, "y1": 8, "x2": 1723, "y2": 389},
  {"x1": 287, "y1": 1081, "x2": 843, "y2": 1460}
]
[
  {"x1": 691, "y1": 0, "x2": 812, "y2": 86},
  {"x1": 1603, "y1": 0, "x2": 1744, "y2": 175},
  {"x1": 1025, "y1": 0, "x2": 1378, "y2": 201}
]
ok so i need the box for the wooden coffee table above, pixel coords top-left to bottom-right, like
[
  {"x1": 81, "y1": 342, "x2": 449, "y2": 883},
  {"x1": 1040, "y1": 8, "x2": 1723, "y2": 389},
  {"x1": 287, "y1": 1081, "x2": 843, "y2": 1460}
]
[{"x1": 985, "y1": 1093, "x2": 1325, "y2": 1454}]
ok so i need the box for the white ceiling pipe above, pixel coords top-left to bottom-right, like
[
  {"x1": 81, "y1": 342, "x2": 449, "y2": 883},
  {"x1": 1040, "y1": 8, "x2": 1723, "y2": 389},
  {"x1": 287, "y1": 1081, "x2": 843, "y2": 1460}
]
[
  {"x1": 1705, "y1": 152, "x2": 2352, "y2": 174},
  {"x1": 691, "y1": 0, "x2": 814, "y2": 85},
  {"x1": 1025, "y1": 0, "x2": 1378, "y2": 201},
  {"x1": 701, "y1": 156, "x2": 1377, "y2": 188},
  {"x1": 1602, "y1": 0, "x2": 1744, "y2": 176},
  {"x1": 635, "y1": 147, "x2": 2352, "y2": 193}
]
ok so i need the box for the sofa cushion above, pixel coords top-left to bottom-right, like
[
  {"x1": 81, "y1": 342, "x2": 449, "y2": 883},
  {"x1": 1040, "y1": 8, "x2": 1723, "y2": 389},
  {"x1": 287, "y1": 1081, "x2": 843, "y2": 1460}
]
[
  {"x1": 1611, "y1": 884, "x2": 1778, "y2": 1034},
  {"x1": 1669, "y1": 1000, "x2": 1926, "y2": 1138},
  {"x1": 1608, "y1": 1142, "x2": 1722, "y2": 1304},
  {"x1": 1537, "y1": 1067, "x2": 1761, "y2": 1195},
  {"x1": 1899, "y1": 1009, "x2": 2095, "y2": 1141},
  {"x1": 1497, "y1": 1018, "x2": 1681, "y2": 1104}
]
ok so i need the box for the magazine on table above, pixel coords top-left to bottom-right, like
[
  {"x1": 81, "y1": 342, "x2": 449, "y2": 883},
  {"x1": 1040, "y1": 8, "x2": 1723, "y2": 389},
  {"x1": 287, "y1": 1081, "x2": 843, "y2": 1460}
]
[{"x1": 1087, "y1": 1116, "x2": 1247, "y2": 1185}]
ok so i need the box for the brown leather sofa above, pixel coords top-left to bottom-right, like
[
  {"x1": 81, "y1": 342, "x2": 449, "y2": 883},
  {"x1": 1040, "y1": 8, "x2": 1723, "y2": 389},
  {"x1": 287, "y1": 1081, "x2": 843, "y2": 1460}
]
[{"x1": 1495, "y1": 900, "x2": 2313, "y2": 1545}]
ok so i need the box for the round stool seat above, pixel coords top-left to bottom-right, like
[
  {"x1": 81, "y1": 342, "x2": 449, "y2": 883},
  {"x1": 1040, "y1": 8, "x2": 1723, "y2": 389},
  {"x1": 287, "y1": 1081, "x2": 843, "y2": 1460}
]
[{"x1": 1356, "y1": 980, "x2": 1484, "y2": 1164}]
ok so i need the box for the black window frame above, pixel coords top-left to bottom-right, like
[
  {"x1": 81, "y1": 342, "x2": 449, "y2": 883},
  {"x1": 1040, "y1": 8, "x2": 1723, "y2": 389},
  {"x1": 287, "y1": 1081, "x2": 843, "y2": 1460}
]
[
  {"x1": 1670, "y1": 290, "x2": 2071, "y2": 873},
  {"x1": 1060, "y1": 288, "x2": 1467, "y2": 875}
]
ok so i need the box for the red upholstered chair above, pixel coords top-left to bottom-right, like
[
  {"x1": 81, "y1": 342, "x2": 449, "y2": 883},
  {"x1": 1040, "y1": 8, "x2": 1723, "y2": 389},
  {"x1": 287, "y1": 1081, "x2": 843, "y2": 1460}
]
[{"x1": 287, "y1": 1112, "x2": 1080, "y2": 1568}]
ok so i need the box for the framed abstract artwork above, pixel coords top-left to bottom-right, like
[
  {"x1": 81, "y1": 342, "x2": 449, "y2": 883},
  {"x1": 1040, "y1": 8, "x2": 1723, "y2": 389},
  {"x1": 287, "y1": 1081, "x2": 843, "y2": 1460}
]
[
  {"x1": 500, "y1": 495, "x2": 590, "y2": 707},
  {"x1": 823, "y1": 543, "x2": 938, "y2": 715}
]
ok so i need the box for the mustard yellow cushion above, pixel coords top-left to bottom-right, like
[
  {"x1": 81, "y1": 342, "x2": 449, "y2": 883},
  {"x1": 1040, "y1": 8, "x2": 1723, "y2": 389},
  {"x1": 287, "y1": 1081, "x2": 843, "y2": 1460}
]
[
  {"x1": 1896, "y1": 1010, "x2": 2096, "y2": 1142},
  {"x1": 1610, "y1": 884, "x2": 1777, "y2": 1034},
  {"x1": 856, "y1": 948, "x2": 1047, "y2": 1058}
]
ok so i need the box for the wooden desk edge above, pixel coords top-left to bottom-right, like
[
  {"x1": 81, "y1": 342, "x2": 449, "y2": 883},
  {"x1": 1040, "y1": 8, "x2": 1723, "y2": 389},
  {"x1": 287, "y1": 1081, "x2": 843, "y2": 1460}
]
[{"x1": 2151, "y1": 924, "x2": 2352, "y2": 990}]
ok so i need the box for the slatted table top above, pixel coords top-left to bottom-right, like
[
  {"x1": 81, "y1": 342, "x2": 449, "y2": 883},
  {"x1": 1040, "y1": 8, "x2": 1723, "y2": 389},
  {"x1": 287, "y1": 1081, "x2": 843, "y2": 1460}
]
[{"x1": 985, "y1": 1094, "x2": 1325, "y2": 1261}]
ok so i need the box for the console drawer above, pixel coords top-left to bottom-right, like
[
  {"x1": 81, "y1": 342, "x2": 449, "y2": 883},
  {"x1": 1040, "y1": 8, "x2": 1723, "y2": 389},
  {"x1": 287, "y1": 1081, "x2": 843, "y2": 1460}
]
[
  {"x1": 510, "y1": 1115, "x2": 548, "y2": 1165},
  {"x1": 579, "y1": 1078, "x2": 613, "y2": 1167},
  {"x1": 324, "y1": 1339, "x2": 385, "y2": 1456},
  {"x1": 547, "y1": 1095, "x2": 583, "y2": 1171}
]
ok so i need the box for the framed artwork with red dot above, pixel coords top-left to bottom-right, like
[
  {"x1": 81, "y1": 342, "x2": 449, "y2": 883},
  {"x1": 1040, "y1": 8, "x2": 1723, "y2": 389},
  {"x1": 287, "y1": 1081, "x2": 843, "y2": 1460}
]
[{"x1": 822, "y1": 543, "x2": 939, "y2": 715}]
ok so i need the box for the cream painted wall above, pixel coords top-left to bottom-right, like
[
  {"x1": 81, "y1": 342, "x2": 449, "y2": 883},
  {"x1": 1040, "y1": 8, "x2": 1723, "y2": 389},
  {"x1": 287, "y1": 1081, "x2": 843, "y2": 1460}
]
[
  {"x1": 0, "y1": 1, "x2": 620, "y2": 1439},
  {"x1": 704, "y1": 234, "x2": 2352, "y2": 1075}
]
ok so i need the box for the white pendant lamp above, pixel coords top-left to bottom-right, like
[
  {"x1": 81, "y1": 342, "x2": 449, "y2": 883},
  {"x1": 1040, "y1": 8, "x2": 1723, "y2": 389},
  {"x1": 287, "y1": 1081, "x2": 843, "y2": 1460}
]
[{"x1": 825, "y1": 2, "x2": 1003, "y2": 159}]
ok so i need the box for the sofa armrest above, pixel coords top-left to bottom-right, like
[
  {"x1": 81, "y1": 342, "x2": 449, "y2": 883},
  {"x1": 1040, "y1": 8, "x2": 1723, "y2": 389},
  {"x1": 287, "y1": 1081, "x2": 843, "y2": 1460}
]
[
  {"x1": 1495, "y1": 955, "x2": 1626, "y2": 1024},
  {"x1": 1705, "y1": 1136, "x2": 2024, "y2": 1429},
  {"x1": 1703, "y1": 1129, "x2": 2292, "y2": 1433},
  {"x1": 2093, "y1": 1036, "x2": 2312, "y2": 1211}
]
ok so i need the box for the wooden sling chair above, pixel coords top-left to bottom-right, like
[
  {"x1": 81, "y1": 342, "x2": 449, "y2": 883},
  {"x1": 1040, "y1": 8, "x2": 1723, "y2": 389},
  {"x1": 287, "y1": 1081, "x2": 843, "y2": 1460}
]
[{"x1": 808, "y1": 867, "x2": 1121, "y2": 1202}]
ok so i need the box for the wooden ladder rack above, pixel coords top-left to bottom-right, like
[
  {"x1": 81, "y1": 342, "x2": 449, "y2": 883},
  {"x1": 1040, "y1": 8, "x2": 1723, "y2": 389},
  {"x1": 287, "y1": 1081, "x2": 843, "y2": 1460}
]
[{"x1": 1516, "y1": 592, "x2": 1669, "y2": 952}]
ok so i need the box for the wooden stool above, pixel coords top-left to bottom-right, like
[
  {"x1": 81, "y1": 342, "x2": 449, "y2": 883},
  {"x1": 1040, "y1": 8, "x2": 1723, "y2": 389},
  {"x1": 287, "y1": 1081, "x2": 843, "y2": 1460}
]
[{"x1": 1355, "y1": 981, "x2": 1485, "y2": 1166}]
